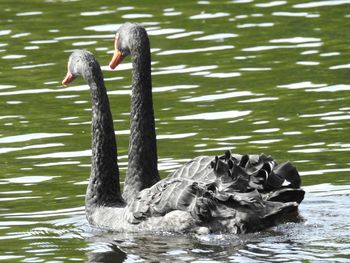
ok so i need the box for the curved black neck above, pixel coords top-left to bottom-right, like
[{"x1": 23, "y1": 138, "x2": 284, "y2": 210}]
[
  {"x1": 85, "y1": 68, "x2": 124, "y2": 215},
  {"x1": 123, "y1": 31, "x2": 160, "y2": 201}
]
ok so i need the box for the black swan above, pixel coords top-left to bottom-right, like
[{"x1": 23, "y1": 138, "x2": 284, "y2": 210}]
[
  {"x1": 103, "y1": 23, "x2": 304, "y2": 233},
  {"x1": 61, "y1": 48, "x2": 304, "y2": 234},
  {"x1": 108, "y1": 22, "x2": 305, "y2": 204}
]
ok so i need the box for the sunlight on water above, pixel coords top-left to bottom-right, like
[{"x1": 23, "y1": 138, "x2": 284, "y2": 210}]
[
  {"x1": 157, "y1": 133, "x2": 197, "y2": 140},
  {"x1": 0, "y1": 143, "x2": 64, "y2": 155},
  {"x1": 181, "y1": 91, "x2": 253, "y2": 102},
  {"x1": 175, "y1": 110, "x2": 251, "y2": 120},
  {"x1": 194, "y1": 33, "x2": 238, "y2": 41},
  {"x1": 18, "y1": 150, "x2": 92, "y2": 159},
  {"x1": 189, "y1": 12, "x2": 230, "y2": 19},
  {"x1": 293, "y1": 0, "x2": 350, "y2": 8},
  {"x1": 157, "y1": 45, "x2": 234, "y2": 55},
  {"x1": 0, "y1": 133, "x2": 71, "y2": 143},
  {"x1": 1, "y1": 175, "x2": 56, "y2": 184}
]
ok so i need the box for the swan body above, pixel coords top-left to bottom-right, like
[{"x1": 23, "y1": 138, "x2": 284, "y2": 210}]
[{"x1": 88, "y1": 151, "x2": 302, "y2": 234}]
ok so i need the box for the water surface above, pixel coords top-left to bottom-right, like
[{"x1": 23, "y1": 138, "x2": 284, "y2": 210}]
[{"x1": 0, "y1": 0, "x2": 350, "y2": 262}]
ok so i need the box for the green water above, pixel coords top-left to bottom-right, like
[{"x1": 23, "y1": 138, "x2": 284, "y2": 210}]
[{"x1": 0, "y1": 0, "x2": 350, "y2": 262}]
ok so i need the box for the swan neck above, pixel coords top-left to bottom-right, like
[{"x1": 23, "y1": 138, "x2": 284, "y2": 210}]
[
  {"x1": 123, "y1": 36, "x2": 160, "y2": 201},
  {"x1": 85, "y1": 71, "x2": 124, "y2": 213}
]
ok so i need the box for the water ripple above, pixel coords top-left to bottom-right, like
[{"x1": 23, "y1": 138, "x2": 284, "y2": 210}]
[
  {"x1": 243, "y1": 42, "x2": 322, "y2": 51},
  {"x1": 294, "y1": 0, "x2": 350, "y2": 8},
  {"x1": 153, "y1": 65, "x2": 218, "y2": 75},
  {"x1": 153, "y1": 85, "x2": 198, "y2": 93},
  {"x1": 307, "y1": 84, "x2": 350, "y2": 92},
  {"x1": 253, "y1": 128, "x2": 280, "y2": 133},
  {"x1": 148, "y1": 28, "x2": 185, "y2": 36},
  {"x1": 163, "y1": 11, "x2": 182, "y2": 17},
  {"x1": 157, "y1": 45, "x2": 234, "y2": 55},
  {"x1": 24, "y1": 46, "x2": 39, "y2": 50},
  {"x1": 321, "y1": 115, "x2": 350, "y2": 121},
  {"x1": 175, "y1": 110, "x2": 251, "y2": 120},
  {"x1": 272, "y1": 11, "x2": 320, "y2": 17},
  {"x1": 84, "y1": 24, "x2": 121, "y2": 32},
  {"x1": 249, "y1": 139, "x2": 282, "y2": 144},
  {"x1": 117, "y1": 6, "x2": 134, "y2": 11},
  {"x1": 190, "y1": 12, "x2": 230, "y2": 19},
  {"x1": 0, "y1": 143, "x2": 63, "y2": 155},
  {"x1": 11, "y1": 206, "x2": 84, "y2": 216},
  {"x1": 30, "y1": 40, "x2": 58, "y2": 44},
  {"x1": 181, "y1": 91, "x2": 253, "y2": 102},
  {"x1": 2, "y1": 54, "x2": 26, "y2": 59},
  {"x1": 232, "y1": 0, "x2": 254, "y2": 3},
  {"x1": 16, "y1": 11, "x2": 42, "y2": 16},
  {"x1": 54, "y1": 34, "x2": 114, "y2": 41},
  {"x1": 0, "y1": 85, "x2": 15, "y2": 90},
  {"x1": 205, "y1": 72, "x2": 241, "y2": 78},
  {"x1": 167, "y1": 31, "x2": 203, "y2": 39},
  {"x1": 13, "y1": 63, "x2": 55, "y2": 70},
  {"x1": 239, "y1": 67, "x2": 271, "y2": 71},
  {"x1": 11, "y1": 32, "x2": 31, "y2": 38},
  {"x1": 255, "y1": 1, "x2": 287, "y2": 7},
  {"x1": 194, "y1": 33, "x2": 238, "y2": 41},
  {"x1": 34, "y1": 161, "x2": 80, "y2": 167},
  {"x1": 300, "y1": 169, "x2": 350, "y2": 176},
  {"x1": 18, "y1": 150, "x2": 91, "y2": 159},
  {"x1": 157, "y1": 133, "x2": 197, "y2": 140},
  {"x1": 80, "y1": 10, "x2": 115, "y2": 16},
  {"x1": 270, "y1": 37, "x2": 321, "y2": 43},
  {"x1": 277, "y1": 81, "x2": 325, "y2": 90},
  {"x1": 0, "y1": 86, "x2": 89, "y2": 96},
  {"x1": 72, "y1": 41, "x2": 97, "y2": 46},
  {"x1": 297, "y1": 61, "x2": 320, "y2": 66},
  {"x1": 0, "y1": 30, "x2": 11, "y2": 36},
  {"x1": 122, "y1": 13, "x2": 153, "y2": 19},
  {"x1": 1, "y1": 175, "x2": 56, "y2": 184},
  {"x1": 329, "y1": 63, "x2": 350, "y2": 70},
  {"x1": 237, "y1": 22, "x2": 274, "y2": 28},
  {"x1": 0, "y1": 133, "x2": 71, "y2": 143}
]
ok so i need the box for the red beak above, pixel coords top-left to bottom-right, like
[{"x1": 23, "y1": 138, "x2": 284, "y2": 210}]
[
  {"x1": 62, "y1": 72, "x2": 74, "y2": 86},
  {"x1": 109, "y1": 50, "x2": 123, "y2": 69}
]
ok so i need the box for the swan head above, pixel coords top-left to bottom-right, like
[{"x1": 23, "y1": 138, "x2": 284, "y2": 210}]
[
  {"x1": 109, "y1": 23, "x2": 147, "y2": 69},
  {"x1": 62, "y1": 50, "x2": 100, "y2": 86}
]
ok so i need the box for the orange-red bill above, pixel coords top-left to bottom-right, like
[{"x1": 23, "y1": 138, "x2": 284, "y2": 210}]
[
  {"x1": 109, "y1": 50, "x2": 123, "y2": 69},
  {"x1": 62, "y1": 72, "x2": 74, "y2": 86}
]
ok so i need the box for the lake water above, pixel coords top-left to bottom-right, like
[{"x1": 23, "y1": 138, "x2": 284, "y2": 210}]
[{"x1": 0, "y1": 0, "x2": 350, "y2": 262}]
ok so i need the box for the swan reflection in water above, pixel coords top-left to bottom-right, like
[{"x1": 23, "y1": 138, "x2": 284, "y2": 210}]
[{"x1": 60, "y1": 22, "x2": 304, "y2": 234}]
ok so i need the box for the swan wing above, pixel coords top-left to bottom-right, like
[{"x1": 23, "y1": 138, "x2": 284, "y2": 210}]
[
  {"x1": 124, "y1": 151, "x2": 304, "y2": 233},
  {"x1": 167, "y1": 152, "x2": 304, "y2": 203}
]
